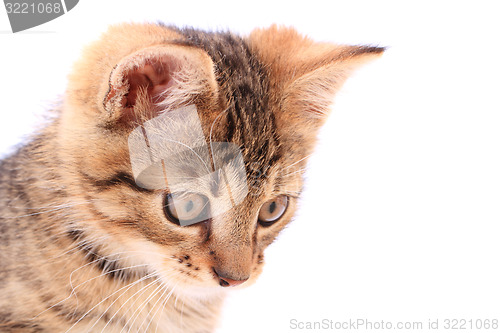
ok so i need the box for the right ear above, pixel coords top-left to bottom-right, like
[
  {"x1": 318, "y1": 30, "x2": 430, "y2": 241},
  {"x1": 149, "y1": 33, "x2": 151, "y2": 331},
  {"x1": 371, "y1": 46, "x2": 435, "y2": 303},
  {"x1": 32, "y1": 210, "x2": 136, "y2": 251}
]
[
  {"x1": 101, "y1": 45, "x2": 218, "y2": 126},
  {"x1": 66, "y1": 23, "x2": 219, "y2": 129}
]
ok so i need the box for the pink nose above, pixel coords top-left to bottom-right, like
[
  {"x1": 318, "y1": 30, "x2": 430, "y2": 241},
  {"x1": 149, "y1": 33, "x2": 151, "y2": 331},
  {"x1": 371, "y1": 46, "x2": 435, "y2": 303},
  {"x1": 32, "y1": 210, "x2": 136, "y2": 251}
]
[{"x1": 214, "y1": 269, "x2": 249, "y2": 287}]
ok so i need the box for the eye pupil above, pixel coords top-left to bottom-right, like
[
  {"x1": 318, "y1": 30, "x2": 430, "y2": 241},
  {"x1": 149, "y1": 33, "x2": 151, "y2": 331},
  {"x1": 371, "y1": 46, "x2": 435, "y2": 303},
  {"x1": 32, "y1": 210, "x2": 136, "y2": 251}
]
[
  {"x1": 186, "y1": 200, "x2": 194, "y2": 212},
  {"x1": 268, "y1": 201, "x2": 276, "y2": 214}
]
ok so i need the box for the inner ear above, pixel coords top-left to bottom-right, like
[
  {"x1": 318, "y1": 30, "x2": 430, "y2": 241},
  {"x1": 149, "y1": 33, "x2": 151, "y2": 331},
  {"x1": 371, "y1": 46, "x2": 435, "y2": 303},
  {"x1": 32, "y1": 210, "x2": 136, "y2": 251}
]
[
  {"x1": 125, "y1": 58, "x2": 177, "y2": 108},
  {"x1": 102, "y1": 45, "x2": 218, "y2": 127},
  {"x1": 103, "y1": 47, "x2": 190, "y2": 126}
]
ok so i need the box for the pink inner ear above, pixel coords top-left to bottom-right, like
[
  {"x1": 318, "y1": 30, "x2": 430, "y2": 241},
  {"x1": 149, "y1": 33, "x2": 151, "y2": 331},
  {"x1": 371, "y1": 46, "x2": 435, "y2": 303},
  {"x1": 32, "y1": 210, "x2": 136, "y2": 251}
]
[{"x1": 125, "y1": 60, "x2": 176, "y2": 108}]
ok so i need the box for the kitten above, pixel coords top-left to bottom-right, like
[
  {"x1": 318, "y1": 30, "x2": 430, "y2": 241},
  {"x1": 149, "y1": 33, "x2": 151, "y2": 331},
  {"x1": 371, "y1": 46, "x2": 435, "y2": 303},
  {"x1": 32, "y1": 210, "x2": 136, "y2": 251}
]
[{"x1": 0, "y1": 23, "x2": 383, "y2": 332}]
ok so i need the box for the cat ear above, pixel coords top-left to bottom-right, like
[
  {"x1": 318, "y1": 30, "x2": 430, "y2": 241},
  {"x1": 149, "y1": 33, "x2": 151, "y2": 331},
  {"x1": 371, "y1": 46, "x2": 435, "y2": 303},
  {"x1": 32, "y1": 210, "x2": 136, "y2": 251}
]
[
  {"x1": 281, "y1": 45, "x2": 384, "y2": 129},
  {"x1": 102, "y1": 45, "x2": 218, "y2": 125},
  {"x1": 249, "y1": 26, "x2": 384, "y2": 129}
]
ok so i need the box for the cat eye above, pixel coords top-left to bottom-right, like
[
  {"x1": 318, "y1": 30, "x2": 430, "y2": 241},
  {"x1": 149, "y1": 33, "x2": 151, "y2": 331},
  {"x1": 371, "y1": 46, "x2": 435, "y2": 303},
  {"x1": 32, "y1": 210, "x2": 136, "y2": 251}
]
[
  {"x1": 258, "y1": 195, "x2": 289, "y2": 227},
  {"x1": 163, "y1": 193, "x2": 209, "y2": 226}
]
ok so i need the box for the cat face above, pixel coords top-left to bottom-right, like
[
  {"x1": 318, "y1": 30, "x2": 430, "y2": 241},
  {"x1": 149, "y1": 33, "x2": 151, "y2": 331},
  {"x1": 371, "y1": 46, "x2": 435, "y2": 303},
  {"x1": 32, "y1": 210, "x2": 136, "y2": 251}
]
[{"x1": 58, "y1": 23, "x2": 382, "y2": 297}]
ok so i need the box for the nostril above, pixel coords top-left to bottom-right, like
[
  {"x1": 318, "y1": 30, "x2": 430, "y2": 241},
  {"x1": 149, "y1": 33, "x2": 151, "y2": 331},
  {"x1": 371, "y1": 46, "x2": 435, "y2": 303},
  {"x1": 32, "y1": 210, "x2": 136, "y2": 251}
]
[
  {"x1": 218, "y1": 276, "x2": 247, "y2": 287},
  {"x1": 219, "y1": 278, "x2": 230, "y2": 287},
  {"x1": 213, "y1": 268, "x2": 249, "y2": 287}
]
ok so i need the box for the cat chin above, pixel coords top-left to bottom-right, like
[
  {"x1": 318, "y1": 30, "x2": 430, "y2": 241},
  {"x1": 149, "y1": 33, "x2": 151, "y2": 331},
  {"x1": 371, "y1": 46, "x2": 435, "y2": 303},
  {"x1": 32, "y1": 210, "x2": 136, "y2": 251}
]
[
  {"x1": 156, "y1": 271, "x2": 261, "y2": 301},
  {"x1": 179, "y1": 278, "x2": 261, "y2": 303},
  {"x1": 167, "y1": 281, "x2": 229, "y2": 301}
]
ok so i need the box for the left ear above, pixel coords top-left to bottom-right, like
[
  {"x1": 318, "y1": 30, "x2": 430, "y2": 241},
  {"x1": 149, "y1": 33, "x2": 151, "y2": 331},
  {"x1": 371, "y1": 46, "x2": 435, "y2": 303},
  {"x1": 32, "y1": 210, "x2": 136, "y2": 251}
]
[
  {"x1": 282, "y1": 45, "x2": 385, "y2": 123},
  {"x1": 249, "y1": 25, "x2": 384, "y2": 130}
]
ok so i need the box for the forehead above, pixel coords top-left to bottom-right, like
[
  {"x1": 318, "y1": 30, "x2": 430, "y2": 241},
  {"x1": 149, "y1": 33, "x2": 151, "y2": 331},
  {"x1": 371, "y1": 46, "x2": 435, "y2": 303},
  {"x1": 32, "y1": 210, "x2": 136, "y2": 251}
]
[
  {"x1": 127, "y1": 102, "x2": 270, "y2": 199},
  {"x1": 173, "y1": 28, "x2": 282, "y2": 172}
]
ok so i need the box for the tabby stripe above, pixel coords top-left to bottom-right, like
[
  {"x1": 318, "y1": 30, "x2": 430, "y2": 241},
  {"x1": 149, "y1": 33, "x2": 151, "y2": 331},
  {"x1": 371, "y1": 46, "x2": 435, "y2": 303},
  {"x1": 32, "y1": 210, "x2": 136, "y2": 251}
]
[
  {"x1": 47, "y1": 304, "x2": 87, "y2": 324},
  {"x1": 0, "y1": 322, "x2": 43, "y2": 333},
  {"x1": 79, "y1": 171, "x2": 153, "y2": 193}
]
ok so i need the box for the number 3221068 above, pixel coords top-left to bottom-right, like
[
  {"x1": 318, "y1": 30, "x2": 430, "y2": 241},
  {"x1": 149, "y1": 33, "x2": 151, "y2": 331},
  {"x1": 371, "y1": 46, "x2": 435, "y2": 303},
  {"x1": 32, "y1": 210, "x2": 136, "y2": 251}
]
[
  {"x1": 5, "y1": 2, "x2": 62, "y2": 14},
  {"x1": 444, "y1": 319, "x2": 498, "y2": 330}
]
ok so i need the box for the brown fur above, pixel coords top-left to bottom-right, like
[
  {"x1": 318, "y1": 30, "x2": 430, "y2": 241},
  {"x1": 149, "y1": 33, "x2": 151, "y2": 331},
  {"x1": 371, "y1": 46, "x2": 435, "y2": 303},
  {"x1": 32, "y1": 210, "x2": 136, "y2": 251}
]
[{"x1": 0, "y1": 23, "x2": 383, "y2": 332}]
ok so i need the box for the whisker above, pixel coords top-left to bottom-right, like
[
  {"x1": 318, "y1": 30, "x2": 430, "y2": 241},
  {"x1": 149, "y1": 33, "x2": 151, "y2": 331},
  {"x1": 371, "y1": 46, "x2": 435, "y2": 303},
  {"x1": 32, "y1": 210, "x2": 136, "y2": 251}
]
[
  {"x1": 111, "y1": 270, "x2": 181, "y2": 333},
  {"x1": 32, "y1": 256, "x2": 150, "y2": 320},
  {"x1": 139, "y1": 283, "x2": 175, "y2": 332},
  {"x1": 85, "y1": 273, "x2": 156, "y2": 332},
  {"x1": 282, "y1": 153, "x2": 313, "y2": 170},
  {"x1": 156, "y1": 286, "x2": 175, "y2": 333},
  {"x1": 138, "y1": 286, "x2": 168, "y2": 332},
  {"x1": 97, "y1": 268, "x2": 184, "y2": 332},
  {"x1": 64, "y1": 273, "x2": 159, "y2": 333},
  {"x1": 280, "y1": 167, "x2": 307, "y2": 178},
  {"x1": 92, "y1": 273, "x2": 162, "y2": 332},
  {"x1": 121, "y1": 271, "x2": 183, "y2": 333},
  {"x1": 122, "y1": 279, "x2": 165, "y2": 333}
]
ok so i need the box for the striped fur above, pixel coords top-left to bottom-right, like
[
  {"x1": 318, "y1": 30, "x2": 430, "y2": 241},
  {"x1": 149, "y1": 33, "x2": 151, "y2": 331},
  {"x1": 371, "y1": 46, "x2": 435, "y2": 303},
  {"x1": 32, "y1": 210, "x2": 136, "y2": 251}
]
[{"x1": 0, "y1": 23, "x2": 383, "y2": 332}]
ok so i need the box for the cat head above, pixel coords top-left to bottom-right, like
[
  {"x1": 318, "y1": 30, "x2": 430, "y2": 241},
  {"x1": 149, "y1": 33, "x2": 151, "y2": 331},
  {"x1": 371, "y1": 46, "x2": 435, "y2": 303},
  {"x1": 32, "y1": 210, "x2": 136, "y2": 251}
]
[{"x1": 58, "y1": 23, "x2": 383, "y2": 297}]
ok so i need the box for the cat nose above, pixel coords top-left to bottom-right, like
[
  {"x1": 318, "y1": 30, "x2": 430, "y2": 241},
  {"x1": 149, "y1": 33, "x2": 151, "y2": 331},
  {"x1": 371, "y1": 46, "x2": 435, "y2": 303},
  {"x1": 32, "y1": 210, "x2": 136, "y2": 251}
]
[{"x1": 213, "y1": 268, "x2": 249, "y2": 287}]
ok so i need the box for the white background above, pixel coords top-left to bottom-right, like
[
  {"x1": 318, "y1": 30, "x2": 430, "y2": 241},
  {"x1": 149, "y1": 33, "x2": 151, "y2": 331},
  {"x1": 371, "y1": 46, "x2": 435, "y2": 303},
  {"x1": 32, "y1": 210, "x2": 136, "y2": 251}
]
[{"x1": 1, "y1": 1, "x2": 500, "y2": 332}]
